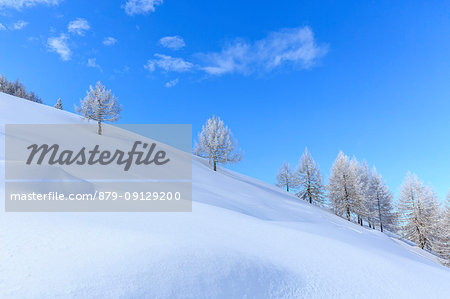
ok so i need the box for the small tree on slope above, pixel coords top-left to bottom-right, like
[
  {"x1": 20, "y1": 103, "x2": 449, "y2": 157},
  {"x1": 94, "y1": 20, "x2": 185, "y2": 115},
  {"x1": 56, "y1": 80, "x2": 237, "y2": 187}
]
[
  {"x1": 276, "y1": 162, "x2": 298, "y2": 192},
  {"x1": 294, "y1": 148, "x2": 325, "y2": 205},
  {"x1": 369, "y1": 168, "x2": 396, "y2": 232},
  {"x1": 353, "y1": 159, "x2": 371, "y2": 226},
  {"x1": 397, "y1": 173, "x2": 440, "y2": 250},
  {"x1": 194, "y1": 115, "x2": 242, "y2": 171},
  {"x1": 76, "y1": 81, "x2": 121, "y2": 135},
  {"x1": 54, "y1": 98, "x2": 63, "y2": 110},
  {"x1": 328, "y1": 151, "x2": 361, "y2": 221}
]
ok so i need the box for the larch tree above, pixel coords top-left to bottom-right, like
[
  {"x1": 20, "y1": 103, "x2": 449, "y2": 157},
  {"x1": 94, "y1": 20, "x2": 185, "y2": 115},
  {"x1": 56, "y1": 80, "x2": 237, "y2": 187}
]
[
  {"x1": 294, "y1": 148, "x2": 325, "y2": 205},
  {"x1": 54, "y1": 98, "x2": 63, "y2": 110},
  {"x1": 433, "y1": 192, "x2": 450, "y2": 266},
  {"x1": 397, "y1": 172, "x2": 441, "y2": 250},
  {"x1": 328, "y1": 151, "x2": 361, "y2": 221},
  {"x1": 276, "y1": 162, "x2": 298, "y2": 192},
  {"x1": 194, "y1": 115, "x2": 242, "y2": 171},
  {"x1": 353, "y1": 160, "x2": 371, "y2": 226},
  {"x1": 76, "y1": 81, "x2": 121, "y2": 135},
  {"x1": 369, "y1": 168, "x2": 396, "y2": 232}
]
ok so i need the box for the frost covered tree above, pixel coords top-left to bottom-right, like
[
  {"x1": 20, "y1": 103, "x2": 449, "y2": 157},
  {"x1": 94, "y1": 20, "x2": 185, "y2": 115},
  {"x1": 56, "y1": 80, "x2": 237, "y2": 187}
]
[
  {"x1": 0, "y1": 75, "x2": 7, "y2": 91},
  {"x1": 368, "y1": 168, "x2": 396, "y2": 232},
  {"x1": 397, "y1": 173, "x2": 440, "y2": 250},
  {"x1": 14, "y1": 80, "x2": 27, "y2": 98},
  {"x1": 5, "y1": 82, "x2": 14, "y2": 95},
  {"x1": 76, "y1": 81, "x2": 121, "y2": 135},
  {"x1": 276, "y1": 162, "x2": 298, "y2": 192},
  {"x1": 194, "y1": 115, "x2": 242, "y2": 171},
  {"x1": 294, "y1": 148, "x2": 325, "y2": 205},
  {"x1": 434, "y1": 193, "x2": 450, "y2": 266},
  {"x1": 328, "y1": 151, "x2": 361, "y2": 221},
  {"x1": 353, "y1": 160, "x2": 370, "y2": 226},
  {"x1": 54, "y1": 98, "x2": 63, "y2": 110}
]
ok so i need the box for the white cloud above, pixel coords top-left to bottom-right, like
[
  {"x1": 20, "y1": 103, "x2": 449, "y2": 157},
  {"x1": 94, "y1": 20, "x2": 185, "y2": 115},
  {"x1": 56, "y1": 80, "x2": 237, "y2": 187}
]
[
  {"x1": 47, "y1": 34, "x2": 71, "y2": 60},
  {"x1": 12, "y1": 20, "x2": 27, "y2": 30},
  {"x1": 68, "y1": 18, "x2": 90, "y2": 36},
  {"x1": 145, "y1": 54, "x2": 193, "y2": 72},
  {"x1": 123, "y1": 0, "x2": 163, "y2": 16},
  {"x1": 0, "y1": 23, "x2": 6, "y2": 30},
  {"x1": 159, "y1": 35, "x2": 185, "y2": 50},
  {"x1": 165, "y1": 78, "x2": 178, "y2": 88},
  {"x1": 103, "y1": 37, "x2": 117, "y2": 46},
  {"x1": 0, "y1": 0, "x2": 62, "y2": 10},
  {"x1": 87, "y1": 58, "x2": 102, "y2": 71},
  {"x1": 200, "y1": 26, "x2": 328, "y2": 76}
]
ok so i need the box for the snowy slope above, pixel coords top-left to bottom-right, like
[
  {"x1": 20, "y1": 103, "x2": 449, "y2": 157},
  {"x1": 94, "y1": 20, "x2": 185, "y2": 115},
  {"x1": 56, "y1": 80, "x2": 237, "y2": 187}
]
[{"x1": 0, "y1": 92, "x2": 449, "y2": 298}]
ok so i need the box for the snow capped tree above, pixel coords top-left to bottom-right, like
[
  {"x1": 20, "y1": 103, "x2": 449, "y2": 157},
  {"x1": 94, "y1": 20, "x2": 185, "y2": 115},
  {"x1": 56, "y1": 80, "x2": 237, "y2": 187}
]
[
  {"x1": 76, "y1": 81, "x2": 121, "y2": 135},
  {"x1": 294, "y1": 148, "x2": 325, "y2": 205},
  {"x1": 276, "y1": 162, "x2": 298, "y2": 192},
  {"x1": 369, "y1": 168, "x2": 396, "y2": 232},
  {"x1": 328, "y1": 151, "x2": 361, "y2": 221},
  {"x1": 352, "y1": 159, "x2": 369, "y2": 226},
  {"x1": 54, "y1": 98, "x2": 63, "y2": 110},
  {"x1": 14, "y1": 79, "x2": 27, "y2": 99},
  {"x1": 434, "y1": 193, "x2": 450, "y2": 266},
  {"x1": 0, "y1": 75, "x2": 7, "y2": 91},
  {"x1": 397, "y1": 173, "x2": 441, "y2": 250},
  {"x1": 5, "y1": 82, "x2": 14, "y2": 95},
  {"x1": 194, "y1": 115, "x2": 242, "y2": 171}
]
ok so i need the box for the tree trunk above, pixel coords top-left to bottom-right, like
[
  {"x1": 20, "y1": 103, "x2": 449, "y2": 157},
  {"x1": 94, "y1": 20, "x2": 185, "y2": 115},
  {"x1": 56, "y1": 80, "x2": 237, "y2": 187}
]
[
  {"x1": 213, "y1": 160, "x2": 217, "y2": 171},
  {"x1": 380, "y1": 223, "x2": 383, "y2": 232},
  {"x1": 97, "y1": 121, "x2": 102, "y2": 135},
  {"x1": 346, "y1": 207, "x2": 350, "y2": 221}
]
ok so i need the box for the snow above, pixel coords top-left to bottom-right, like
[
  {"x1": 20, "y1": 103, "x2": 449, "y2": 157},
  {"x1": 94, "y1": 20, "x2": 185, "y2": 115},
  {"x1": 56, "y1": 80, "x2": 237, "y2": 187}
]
[{"x1": 0, "y1": 92, "x2": 449, "y2": 298}]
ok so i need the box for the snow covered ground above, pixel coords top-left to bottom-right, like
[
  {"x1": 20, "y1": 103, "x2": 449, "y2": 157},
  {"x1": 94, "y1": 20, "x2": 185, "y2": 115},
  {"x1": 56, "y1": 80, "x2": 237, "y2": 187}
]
[{"x1": 0, "y1": 92, "x2": 449, "y2": 298}]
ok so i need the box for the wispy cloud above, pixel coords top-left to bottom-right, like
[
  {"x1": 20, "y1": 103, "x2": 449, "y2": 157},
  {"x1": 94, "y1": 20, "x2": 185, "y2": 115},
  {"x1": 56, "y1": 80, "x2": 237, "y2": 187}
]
[
  {"x1": 200, "y1": 26, "x2": 328, "y2": 76},
  {"x1": 103, "y1": 37, "x2": 117, "y2": 46},
  {"x1": 12, "y1": 20, "x2": 28, "y2": 30},
  {"x1": 165, "y1": 78, "x2": 179, "y2": 88},
  {"x1": 123, "y1": 0, "x2": 163, "y2": 16},
  {"x1": 159, "y1": 35, "x2": 185, "y2": 50},
  {"x1": 47, "y1": 34, "x2": 71, "y2": 60},
  {"x1": 0, "y1": 23, "x2": 6, "y2": 30},
  {"x1": 87, "y1": 58, "x2": 102, "y2": 71},
  {"x1": 145, "y1": 54, "x2": 193, "y2": 72},
  {"x1": 68, "y1": 18, "x2": 90, "y2": 36},
  {"x1": 145, "y1": 26, "x2": 327, "y2": 87},
  {"x1": 0, "y1": 0, "x2": 62, "y2": 10}
]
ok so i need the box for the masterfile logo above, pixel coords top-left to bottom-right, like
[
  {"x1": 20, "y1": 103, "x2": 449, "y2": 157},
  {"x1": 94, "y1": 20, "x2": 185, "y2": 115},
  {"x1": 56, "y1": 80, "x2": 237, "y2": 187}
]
[
  {"x1": 26, "y1": 141, "x2": 170, "y2": 171},
  {"x1": 5, "y1": 124, "x2": 192, "y2": 212}
]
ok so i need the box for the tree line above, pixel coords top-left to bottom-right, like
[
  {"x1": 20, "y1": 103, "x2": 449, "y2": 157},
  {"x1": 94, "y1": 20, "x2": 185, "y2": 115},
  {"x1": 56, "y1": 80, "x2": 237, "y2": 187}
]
[
  {"x1": 0, "y1": 75, "x2": 43, "y2": 103},
  {"x1": 276, "y1": 149, "x2": 450, "y2": 267}
]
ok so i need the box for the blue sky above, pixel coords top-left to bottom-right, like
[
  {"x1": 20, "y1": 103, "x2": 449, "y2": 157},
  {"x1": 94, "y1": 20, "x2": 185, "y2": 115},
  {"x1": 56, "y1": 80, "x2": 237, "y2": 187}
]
[{"x1": 1, "y1": 0, "x2": 450, "y2": 200}]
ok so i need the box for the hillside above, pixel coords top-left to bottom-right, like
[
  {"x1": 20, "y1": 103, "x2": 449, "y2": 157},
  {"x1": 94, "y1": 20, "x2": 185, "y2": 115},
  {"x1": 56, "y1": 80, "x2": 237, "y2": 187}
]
[{"x1": 0, "y1": 92, "x2": 449, "y2": 298}]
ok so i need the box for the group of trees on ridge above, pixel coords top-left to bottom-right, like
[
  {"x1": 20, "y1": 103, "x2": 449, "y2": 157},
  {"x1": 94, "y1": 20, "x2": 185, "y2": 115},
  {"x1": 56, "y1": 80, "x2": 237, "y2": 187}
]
[
  {"x1": 0, "y1": 74, "x2": 67, "y2": 109},
  {"x1": 0, "y1": 75, "x2": 43, "y2": 104},
  {"x1": 275, "y1": 149, "x2": 450, "y2": 267}
]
